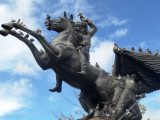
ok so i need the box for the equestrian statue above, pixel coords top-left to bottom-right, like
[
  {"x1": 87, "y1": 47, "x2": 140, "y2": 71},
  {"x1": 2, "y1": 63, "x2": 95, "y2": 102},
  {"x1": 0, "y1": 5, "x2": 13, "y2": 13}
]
[{"x1": 1, "y1": 12, "x2": 160, "y2": 120}]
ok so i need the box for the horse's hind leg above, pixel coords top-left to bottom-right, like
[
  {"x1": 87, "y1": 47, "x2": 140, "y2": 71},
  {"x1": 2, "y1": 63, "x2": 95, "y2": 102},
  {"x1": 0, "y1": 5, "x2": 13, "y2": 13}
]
[
  {"x1": 79, "y1": 91, "x2": 97, "y2": 114},
  {"x1": 0, "y1": 29, "x2": 50, "y2": 70},
  {"x1": 2, "y1": 22, "x2": 59, "y2": 60}
]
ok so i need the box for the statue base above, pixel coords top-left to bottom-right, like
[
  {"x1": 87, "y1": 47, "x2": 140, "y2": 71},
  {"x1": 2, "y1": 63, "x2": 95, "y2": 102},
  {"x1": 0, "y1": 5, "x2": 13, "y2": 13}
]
[
  {"x1": 89, "y1": 117, "x2": 106, "y2": 120},
  {"x1": 78, "y1": 117, "x2": 107, "y2": 120}
]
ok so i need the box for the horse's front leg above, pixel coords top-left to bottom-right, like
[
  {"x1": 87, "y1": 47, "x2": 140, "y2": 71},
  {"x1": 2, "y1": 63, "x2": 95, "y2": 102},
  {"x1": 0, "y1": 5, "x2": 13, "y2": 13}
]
[
  {"x1": 0, "y1": 29, "x2": 50, "y2": 70},
  {"x1": 1, "y1": 22, "x2": 59, "y2": 61}
]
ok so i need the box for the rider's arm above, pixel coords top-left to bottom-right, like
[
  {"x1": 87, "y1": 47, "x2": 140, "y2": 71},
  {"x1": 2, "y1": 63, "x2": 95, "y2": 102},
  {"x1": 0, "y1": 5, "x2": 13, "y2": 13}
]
[{"x1": 87, "y1": 20, "x2": 97, "y2": 38}]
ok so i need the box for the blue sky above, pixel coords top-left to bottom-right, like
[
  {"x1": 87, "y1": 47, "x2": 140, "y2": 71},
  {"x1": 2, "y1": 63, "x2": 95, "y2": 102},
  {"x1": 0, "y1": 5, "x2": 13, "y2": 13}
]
[{"x1": 0, "y1": 0, "x2": 160, "y2": 120}]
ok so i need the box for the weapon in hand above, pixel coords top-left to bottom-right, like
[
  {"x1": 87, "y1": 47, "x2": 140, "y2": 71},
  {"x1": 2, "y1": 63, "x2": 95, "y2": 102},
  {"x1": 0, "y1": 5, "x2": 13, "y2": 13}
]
[{"x1": 118, "y1": 93, "x2": 145, "y2": 120}]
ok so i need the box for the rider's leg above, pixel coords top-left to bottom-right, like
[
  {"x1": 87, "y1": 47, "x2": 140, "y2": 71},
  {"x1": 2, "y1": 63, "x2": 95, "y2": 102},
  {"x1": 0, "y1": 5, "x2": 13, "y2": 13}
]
[
  {"x1": 77, "y1": 49, "x2": 87, "y2": 77},
  {"x1": 111, "y1": 86, "x2": 124, "y2": 107},
  {"x1": 49, "y1": 74, "x2": 62, "y2": 92}
]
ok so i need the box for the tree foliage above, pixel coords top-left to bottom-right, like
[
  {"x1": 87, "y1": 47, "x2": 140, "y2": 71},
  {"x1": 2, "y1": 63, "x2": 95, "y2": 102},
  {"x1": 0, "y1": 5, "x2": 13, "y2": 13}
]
[{"x1": 139, "y1": 103, "x2": 151, "y2": 120}]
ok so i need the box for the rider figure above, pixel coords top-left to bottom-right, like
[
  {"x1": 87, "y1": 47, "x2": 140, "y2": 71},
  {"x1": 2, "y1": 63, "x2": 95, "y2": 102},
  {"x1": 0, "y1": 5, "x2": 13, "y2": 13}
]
[
  {"x1": 49, "y1": 13, "x2": 97, "y2": 92},
  {"x1": 76, "y1": 12, "x2": 97, "y2": 77}
]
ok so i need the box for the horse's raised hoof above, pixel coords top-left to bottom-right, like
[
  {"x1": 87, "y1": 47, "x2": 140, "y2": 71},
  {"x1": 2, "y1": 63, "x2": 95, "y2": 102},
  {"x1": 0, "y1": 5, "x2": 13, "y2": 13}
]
[
  {"x1": 0, "y1": 29, "x2": 9, "y2": 36},
  {"x1": 1, "y1": 23, "x2": 14, "y2": 30}
]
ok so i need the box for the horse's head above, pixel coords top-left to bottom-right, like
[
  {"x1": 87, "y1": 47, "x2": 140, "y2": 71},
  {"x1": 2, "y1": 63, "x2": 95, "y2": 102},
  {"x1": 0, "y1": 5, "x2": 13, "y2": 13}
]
[{"x1": 45, "y1": 12, "x2": 73, "y2": 33}]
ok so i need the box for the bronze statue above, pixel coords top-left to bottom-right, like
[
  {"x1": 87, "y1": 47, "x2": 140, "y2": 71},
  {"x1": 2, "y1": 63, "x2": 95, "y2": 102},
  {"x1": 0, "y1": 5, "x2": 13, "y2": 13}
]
[{"x1": 1, "y1": 12, "x2": 160, "y2": 120}]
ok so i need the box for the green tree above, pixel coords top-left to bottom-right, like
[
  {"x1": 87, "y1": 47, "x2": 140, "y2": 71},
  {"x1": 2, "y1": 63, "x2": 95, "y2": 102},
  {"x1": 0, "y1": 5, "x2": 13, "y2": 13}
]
[
  {"x1": 139, "y1": 103, "x2": 151, "y2": 120},
  {"x1": 138, "y1": 103, "x2": 146, "y2": 115}
]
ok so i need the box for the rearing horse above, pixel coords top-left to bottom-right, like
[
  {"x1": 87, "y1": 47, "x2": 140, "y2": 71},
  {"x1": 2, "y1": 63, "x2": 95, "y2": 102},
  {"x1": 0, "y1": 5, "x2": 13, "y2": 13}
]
[
  {"x1": 0, "y1": 13, "x2": 114, "y2": 114},
  {"x1": 0, "y1": 13, "x2": 141, "y2": 119}
]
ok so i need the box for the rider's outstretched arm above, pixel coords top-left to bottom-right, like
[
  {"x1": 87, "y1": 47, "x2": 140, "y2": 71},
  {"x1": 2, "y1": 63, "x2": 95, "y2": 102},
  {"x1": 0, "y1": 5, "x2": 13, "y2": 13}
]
[{"x1": 87, "y1": 20, "x2": 97, "y2": 38}]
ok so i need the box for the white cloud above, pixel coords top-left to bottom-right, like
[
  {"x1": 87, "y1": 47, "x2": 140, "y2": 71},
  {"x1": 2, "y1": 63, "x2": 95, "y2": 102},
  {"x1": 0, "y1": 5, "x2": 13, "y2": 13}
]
[
  {"x1": 142, "y1": 108, "x2": 160, "y2": 120},
  {"x1": 0, "y1": 0, "x2": 44, "y2": 75},
  {"x1": 0, "y1": 0, "x2": 40, "y2": 117},
  {"x1": 0, "y1": 100, "x2": 23, "y2": 116},
  {"x1": 90, "y1": 40, "x2": 115, "y2": 73},
  {"x1": 140, "y1": 91, "x2": 160, "y2": 120},
  {"x1": 0, "y1": 0, "x2": 41, "y2": 30},
  {"x1": 91, "y1": 36, "x2": 99, "y2": 48},
  {"x1": 109, "y1": 28, "x2": 128, "y2": 40},
  {"x1": 97, "y1": 16, "x2": 128, "y2": 28},
  {"x1": 13, "y1": 61, "x2": 37, "y2": 75},
  {"x1": 43, "y1": 0, "x2": 97, "y2": 21},
  {"x1": 0, "y1": 79, "x2": 33, "y2": 116}
]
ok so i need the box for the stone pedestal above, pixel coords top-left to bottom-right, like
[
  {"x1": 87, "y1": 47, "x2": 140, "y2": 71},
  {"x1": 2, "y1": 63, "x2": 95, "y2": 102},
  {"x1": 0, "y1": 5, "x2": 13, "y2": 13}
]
[{"x1": 89, "y1": 117, "x2": 106, "y2": 120}]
